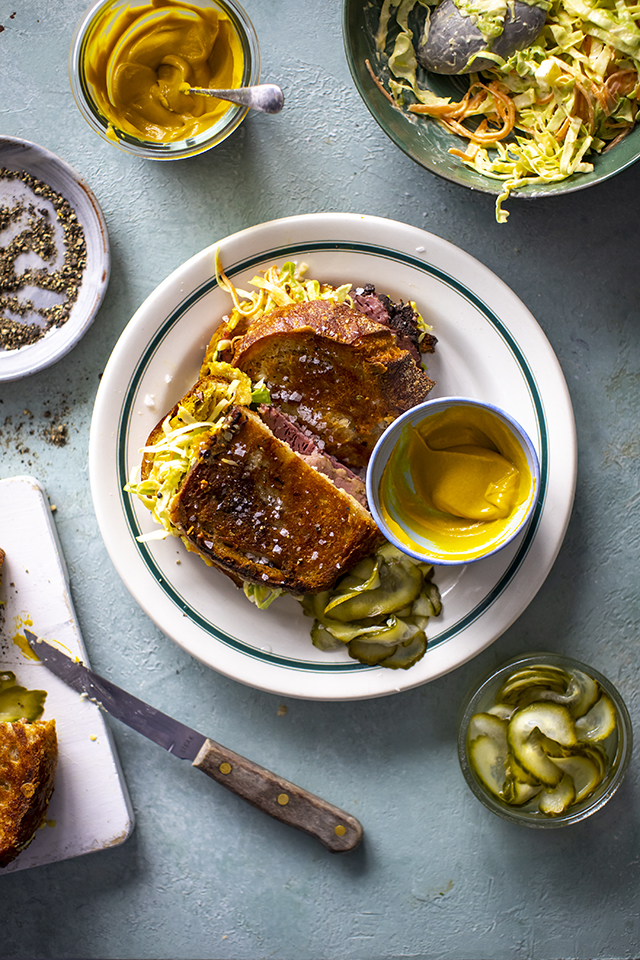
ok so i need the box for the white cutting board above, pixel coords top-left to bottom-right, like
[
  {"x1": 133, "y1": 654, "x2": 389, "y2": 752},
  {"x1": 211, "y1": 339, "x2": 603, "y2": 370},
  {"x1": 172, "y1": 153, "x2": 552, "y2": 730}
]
[{"x1": 0, "y1": 475, "x2": 134, "y2": 873}]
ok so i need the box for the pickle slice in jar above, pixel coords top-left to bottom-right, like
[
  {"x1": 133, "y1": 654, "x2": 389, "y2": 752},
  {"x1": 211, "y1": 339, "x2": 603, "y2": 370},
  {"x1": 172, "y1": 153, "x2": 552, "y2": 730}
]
[
  {"x1": 538, "y1": 773, "x2": 576, "y2": 815},
  {"x1": 552, "y1": 754, "x2": 603, "y2": 803},
  {"x1": 501, "y1": 777, "x2": 543, "y2": 806},
  {"x1": 468, "y1": 734, "x2": 508, "y2": 799},
  {"x1": 497, "y1": 667, "x2": 568, "y2": 704},
  {"x1": 508, "y1": 703, "x2": 576, "y2": 785},
  {"x1": 535, "y1": 669, "x2": 600, "y2": 718},
  {"x1": 468, "y1": 712, "x2": 508, "y2": 748},
  {"x1": 509, "y1": 701, "x2": 577, "y2": 746},
  {"x1": 505, "y1": 751, "x2": 540, "y2": 786},
  {"x1": 575, "y1": 695, "x2": 618, "y2": 742},
  {"x1": 487, "y1": 703, "x2": 514, "y2": 720}
]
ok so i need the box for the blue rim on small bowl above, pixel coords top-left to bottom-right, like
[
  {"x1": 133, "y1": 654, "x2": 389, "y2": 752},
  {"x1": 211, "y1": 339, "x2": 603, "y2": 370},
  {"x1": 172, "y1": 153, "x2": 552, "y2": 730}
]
[
  {"x1": 366, "y1": 396, "x2": 541, "y2": 566},
  {"x1": 69, "y1": 0, "x2": 260, "y2": 160}
]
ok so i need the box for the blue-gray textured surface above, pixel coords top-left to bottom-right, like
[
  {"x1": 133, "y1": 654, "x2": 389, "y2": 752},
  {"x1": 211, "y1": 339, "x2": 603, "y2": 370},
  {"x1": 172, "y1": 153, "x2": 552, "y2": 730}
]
[{"x1": 1, "y1": 2, "x2": 640, "y2": 958}]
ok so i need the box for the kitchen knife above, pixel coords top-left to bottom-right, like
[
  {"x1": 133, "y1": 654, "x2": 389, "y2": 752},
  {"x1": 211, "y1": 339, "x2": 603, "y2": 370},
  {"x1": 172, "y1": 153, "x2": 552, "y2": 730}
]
[{"x1": 24, "y1": 630, "x2": 363, "y2": 853}]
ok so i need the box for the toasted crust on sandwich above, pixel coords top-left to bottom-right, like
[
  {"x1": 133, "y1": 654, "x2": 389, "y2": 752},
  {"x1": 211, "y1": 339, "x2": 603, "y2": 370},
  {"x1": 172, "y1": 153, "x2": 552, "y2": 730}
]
[
  {"x1": 140, "y1": 369, "x2": 253, "y2": 482},
  {"x1": 206, "y1": 299, "x2": 435, "y2": 470},
  {"x1": 168, "y1": 405, "x2": 383, "y2": 594},
  {"x1": 0, "y1": 719, "x2": 58, "y2": 868}
]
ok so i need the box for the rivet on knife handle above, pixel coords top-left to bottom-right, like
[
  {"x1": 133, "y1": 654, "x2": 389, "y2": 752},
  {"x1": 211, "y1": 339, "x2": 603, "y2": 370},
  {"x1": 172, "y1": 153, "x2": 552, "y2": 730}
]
[{"x1": 193, "y1": 739, "x2": 363, "y2": 853}]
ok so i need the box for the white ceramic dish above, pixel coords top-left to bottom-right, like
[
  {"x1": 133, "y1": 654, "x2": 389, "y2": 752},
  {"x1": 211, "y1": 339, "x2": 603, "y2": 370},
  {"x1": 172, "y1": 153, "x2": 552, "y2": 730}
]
[
  {"x1": 0, "y1": 136, "x2": 110, "y2": 382},
  {"x1": 89, "y1": 213, "x2": 577, "y2": 701}
]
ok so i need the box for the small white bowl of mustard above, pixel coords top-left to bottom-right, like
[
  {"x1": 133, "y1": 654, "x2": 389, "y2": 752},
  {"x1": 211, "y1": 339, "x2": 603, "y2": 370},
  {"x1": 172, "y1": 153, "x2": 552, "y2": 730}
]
[
  {"x1": 366, "y1": 397, "x2": 540, "y2": 566},
  {"x1": 69, "y1": 0, "x2": 260, "y2": 160}
]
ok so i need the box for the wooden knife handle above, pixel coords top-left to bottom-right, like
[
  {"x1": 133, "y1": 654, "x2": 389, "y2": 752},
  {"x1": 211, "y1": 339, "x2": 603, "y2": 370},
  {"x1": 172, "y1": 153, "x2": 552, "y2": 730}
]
[{"x1": 192, "y1": 738, "x2": 363, "y2": 853}]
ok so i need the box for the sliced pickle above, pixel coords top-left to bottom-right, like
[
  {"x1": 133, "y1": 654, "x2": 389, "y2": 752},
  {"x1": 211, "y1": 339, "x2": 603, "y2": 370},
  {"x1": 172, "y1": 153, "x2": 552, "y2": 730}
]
[
  {"x1": 497, "y1": 667, "x2": 568, "y2": 704},
  {"x1": 317, "y1": 617, "x2": 396, "y2": 644},
  {"x1": 534, "y1": 730, "x2": 575, "y2": 759},
  {"x1": 377, "y1": 634, "x2": 427, "y2": 670},
  {"x1": 508, "y1": 730, "x2": 563, "y2": 787},
  {"x1": 501, "y1": 778, "x2": 543, "y2": 806},
  {"x1": 536, "y1": 669, "x2": 599, "y2": 718},
  {"x1": 552, "y1": 755, "x2": 603, "y2": 803},
  {"x1": 310, "y1": 623, "x2": 345, "y2": 651},
  {"x1": 468, "y1": 712, "x2": 508, "y2": 746},
  {"x1": 347, "y1": 639, "x2": 399, "y2": 666},
  {"x1": 575, "y1": 695, "x2": 617, "y2": 742},
  {"x1": 508, "y1": 704, "x2": 576, "y2": 785},
  {"x1": 468, "y1": 734, "x2": 508, "y2": 799},
  {"x1": 578, "y1": 744, "x2": 608, "y2": 780},
  {"x1": 505, "y1": 751, "x2": 540, "y2": 786},
  {"x1": 487, "y1": 703, "x2": 514, "y2": 720},
  {"x1": 538, "y1": 773, "x2": 576, "y2": 815},
  {"x1": 423, "y1": 581, "x2": 443, "y2": 617},
  {"x1": 324, "y1": 559, "x2": 423, "y2": 621},
  {"x1": 509, "y1": 701, "x2": 577, "y2": 747}
]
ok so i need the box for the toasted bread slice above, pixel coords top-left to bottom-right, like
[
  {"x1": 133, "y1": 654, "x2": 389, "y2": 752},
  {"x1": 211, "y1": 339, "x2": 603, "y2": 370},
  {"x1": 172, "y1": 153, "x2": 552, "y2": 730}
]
[
  {"x1": 169, "y1": 405, "x2": 383, "y2": 594},
  {"x1": 205, "y1": 299, "x2": 435, "y2": 470},
  {"x1": 0, "y1": 719, "x2": 57, "y2": 868},
  {"x1": 140, "y1": 370, "x2": 253, "y2": 482}
]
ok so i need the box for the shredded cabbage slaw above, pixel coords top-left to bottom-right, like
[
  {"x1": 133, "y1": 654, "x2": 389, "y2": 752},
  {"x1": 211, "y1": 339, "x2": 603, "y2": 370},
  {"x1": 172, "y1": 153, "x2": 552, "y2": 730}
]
[
  {"x1": 206, "y1": 253, "x2": 433, "y2": 364},
  {"x1": 374, "y1": 0, "x2": 640, "y2": 220}
]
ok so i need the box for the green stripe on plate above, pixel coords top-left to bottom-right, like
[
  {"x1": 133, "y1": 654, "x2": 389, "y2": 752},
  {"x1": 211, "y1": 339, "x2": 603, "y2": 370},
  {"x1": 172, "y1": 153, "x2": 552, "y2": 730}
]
[{"x1": 117, "y1": 240, "x2": 548, "y2": 672}]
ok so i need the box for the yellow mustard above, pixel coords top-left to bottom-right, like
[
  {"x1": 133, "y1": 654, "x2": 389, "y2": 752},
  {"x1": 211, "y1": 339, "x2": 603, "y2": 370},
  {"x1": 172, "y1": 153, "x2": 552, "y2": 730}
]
[
  {"x1": 379, "y1": 405, "x2": 535, "y2": 562},
  {"x1": 85, "y1": 0, "x2": 244, "y2": 142}
]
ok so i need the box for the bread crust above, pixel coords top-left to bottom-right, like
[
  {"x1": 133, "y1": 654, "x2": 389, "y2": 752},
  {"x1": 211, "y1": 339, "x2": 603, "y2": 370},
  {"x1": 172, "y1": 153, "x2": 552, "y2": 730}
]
[
  {"x1": 0, "y1": 719, "x2": 58, "y2": 868},
  {"x1": 218, "y1": 299, "x2": 435, "y2": 470},
  {"x1": 169, "y1": 406, "x2": 383, "y2": 594}
]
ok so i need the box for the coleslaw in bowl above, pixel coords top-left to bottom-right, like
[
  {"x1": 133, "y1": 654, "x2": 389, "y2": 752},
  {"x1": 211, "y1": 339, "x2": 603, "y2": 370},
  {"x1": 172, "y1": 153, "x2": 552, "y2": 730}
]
[{"x1": 344, "y1": 0, "x2": 640, "y2": 220}]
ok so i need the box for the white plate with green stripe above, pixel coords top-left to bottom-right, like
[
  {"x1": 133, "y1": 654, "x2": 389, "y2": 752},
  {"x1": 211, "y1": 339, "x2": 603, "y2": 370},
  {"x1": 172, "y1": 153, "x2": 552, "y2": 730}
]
[{"x1": 89, "y1": 213, "x2": 576, "y2": 701}]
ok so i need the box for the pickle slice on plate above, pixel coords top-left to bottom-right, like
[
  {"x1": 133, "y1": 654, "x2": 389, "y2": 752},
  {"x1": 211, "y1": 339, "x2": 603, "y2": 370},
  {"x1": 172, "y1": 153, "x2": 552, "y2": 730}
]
[
  {"x1": 377, "y1": 634, "x2": 427, "y2": 670},
  {"x1": 324, "y1": 558, "x2": 422, "y2": 621}
]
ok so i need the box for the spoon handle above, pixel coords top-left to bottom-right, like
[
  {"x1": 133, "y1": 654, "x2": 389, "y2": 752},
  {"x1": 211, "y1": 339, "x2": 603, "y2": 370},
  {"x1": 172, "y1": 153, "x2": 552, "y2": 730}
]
[{"x1": 188, "y1": 83, "x2": 284, "y2": 114}]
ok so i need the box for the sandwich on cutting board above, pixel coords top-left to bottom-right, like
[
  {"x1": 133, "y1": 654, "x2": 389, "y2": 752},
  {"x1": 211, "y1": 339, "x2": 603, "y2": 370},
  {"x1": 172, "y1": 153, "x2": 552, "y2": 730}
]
[
  {"x1": 127, "y1": 265, "x2": 437, "y2": 607},
  {"x1": 0, "y1": 549, "x2": 58, "y2": 869}
]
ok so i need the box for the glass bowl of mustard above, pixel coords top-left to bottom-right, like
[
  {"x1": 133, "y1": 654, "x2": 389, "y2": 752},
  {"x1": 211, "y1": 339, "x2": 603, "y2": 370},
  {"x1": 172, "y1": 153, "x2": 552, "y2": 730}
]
[
  {"x1": 70, "y1": 0, "x2": 260, "y2": 160},
  {"x1": 457, "y1": 653, "x2": 633, "y2": 827},
  {"x1": 366, "y1": 396, "x2": 540, "y2": 566}
]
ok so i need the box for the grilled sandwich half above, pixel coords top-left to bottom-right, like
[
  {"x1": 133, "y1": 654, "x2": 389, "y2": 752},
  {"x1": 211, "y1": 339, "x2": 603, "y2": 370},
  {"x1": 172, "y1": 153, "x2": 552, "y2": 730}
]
[
  {"x1": 133, "y1": 370, "x2": 383, "y2": 598},
  {"x1": 203, "y1": 294, "x2": 436, "y2": 471},
  {"x1": 0, "y1": 719, "x2": 58, "y2": 868}
]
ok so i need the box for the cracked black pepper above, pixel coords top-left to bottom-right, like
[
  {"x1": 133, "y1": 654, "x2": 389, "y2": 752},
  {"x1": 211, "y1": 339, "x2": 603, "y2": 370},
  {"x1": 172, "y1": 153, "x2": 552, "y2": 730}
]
[{"x1": 0, "y1": 167, "x2": 87, "y2": 351}]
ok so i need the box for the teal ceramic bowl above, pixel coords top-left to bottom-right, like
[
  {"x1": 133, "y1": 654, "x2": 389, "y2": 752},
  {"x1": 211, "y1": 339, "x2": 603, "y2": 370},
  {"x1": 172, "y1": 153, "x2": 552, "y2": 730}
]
[{"x1": 342, "y1": 0, "x2": 640, "y2": 201}]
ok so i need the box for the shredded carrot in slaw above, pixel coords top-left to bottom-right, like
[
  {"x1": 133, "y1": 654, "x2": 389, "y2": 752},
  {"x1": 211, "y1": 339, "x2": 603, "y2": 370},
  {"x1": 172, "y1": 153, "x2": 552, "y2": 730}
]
[{"x1": 372, "y1": 0, "x2": 640, "y2": 221}]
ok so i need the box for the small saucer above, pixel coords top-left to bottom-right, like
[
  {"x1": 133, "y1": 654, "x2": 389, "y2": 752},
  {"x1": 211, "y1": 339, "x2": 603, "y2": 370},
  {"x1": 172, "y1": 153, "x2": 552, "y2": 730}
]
[{"x1": 0, "y1": 136, "x2": 110, "y2": 381}]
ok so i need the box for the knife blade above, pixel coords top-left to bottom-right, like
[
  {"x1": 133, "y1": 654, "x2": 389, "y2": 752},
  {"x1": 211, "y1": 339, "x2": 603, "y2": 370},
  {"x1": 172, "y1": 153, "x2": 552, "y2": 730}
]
[{"x1": 24, "y1": 630, "x2": 363, "y2": 853}]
